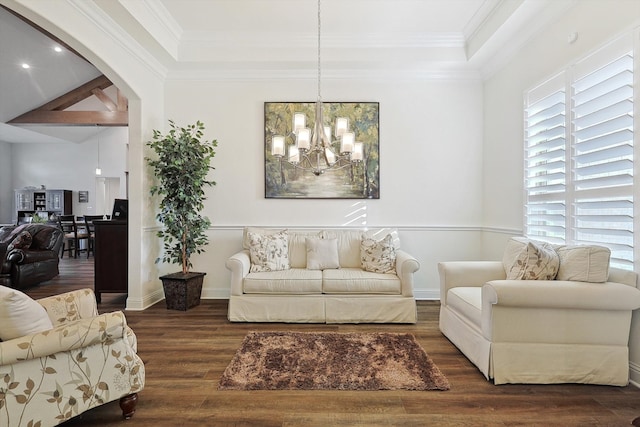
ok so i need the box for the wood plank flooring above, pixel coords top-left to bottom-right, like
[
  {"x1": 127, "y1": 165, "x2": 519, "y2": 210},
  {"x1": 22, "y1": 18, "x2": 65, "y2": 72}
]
[{"x1": 20, "y1": 257, "x2": 640, "y2": 426}]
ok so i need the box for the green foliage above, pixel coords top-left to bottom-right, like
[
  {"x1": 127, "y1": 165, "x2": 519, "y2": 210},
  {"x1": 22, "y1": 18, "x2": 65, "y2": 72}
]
[{"x1": 145, "y1": 120, "x2": 218, "y2": 274}]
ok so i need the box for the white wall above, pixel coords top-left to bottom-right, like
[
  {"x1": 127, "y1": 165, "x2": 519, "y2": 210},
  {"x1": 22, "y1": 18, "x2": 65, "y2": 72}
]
[
  {"x1": 162, "y1": 77, "x2": 484, "y2": 299},
  {"x1": 8, "y1": 127, "x2": 127, "y2": 220},
  {"x1": 482, "y1": 0, "x2": 640, "y2": 384},
  {"x1": 0, "y1": 142, "x2": 12, "y2": 224}
]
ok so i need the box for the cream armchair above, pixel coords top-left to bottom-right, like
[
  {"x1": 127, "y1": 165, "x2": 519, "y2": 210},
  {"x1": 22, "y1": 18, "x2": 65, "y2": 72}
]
[
  {"x1": 0, "y1": 288, "x2": 145, "y2": 426},
  {"x1": 439, "y1": 238, "x2": 640, "y2": 386}
]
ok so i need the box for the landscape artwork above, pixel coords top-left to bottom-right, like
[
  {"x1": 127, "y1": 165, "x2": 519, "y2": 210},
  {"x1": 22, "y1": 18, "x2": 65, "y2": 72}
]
[{"x1": 264, "y1": 102, "x2": 380, "y2": 199}]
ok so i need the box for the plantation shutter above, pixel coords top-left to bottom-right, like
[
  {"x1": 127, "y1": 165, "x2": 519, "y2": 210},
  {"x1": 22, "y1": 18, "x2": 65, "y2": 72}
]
[
  {"x1": 571, "y1": 37, "x2": 634, "y2": 269},
  {"x1": 524, "y1": 73, "x2": 566, "y2": 243},
  {"x1": 524, "y1": 33, "x2": 634, "y2": 269}
]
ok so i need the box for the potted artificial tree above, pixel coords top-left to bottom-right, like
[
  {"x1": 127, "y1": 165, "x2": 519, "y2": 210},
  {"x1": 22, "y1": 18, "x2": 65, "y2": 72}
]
[{"x1": 146, "y1": 120, "x2": 218, "y2": 310}]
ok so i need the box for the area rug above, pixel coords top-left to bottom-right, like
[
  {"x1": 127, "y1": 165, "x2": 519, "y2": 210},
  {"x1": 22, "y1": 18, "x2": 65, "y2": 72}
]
[{"x1": 218, "y1": 331, "x2": 450, "y2": 391}]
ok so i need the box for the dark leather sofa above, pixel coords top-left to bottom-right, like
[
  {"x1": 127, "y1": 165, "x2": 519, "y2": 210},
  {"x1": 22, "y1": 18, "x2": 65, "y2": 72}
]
[{"x1": 0, "y1": 223, "x2": 63, "y2": 289}]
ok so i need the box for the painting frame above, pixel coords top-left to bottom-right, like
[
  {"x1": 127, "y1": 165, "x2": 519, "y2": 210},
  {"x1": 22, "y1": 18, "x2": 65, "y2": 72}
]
[{"x1": 264, "y1": 101, "x2": 380, "y2": 199}]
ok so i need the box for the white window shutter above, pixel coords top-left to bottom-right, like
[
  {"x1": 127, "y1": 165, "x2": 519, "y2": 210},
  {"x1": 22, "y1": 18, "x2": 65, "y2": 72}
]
[{"x1": 524, "y1": 33, "x2": 634, "y2": 269}]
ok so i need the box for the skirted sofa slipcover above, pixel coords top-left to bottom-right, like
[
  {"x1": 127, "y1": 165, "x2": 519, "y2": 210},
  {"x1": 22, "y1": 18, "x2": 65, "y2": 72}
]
[
  {"x1": 0, "y1": 287, "x2": 145, "y2": 426},
  {"x1": 438, "y1": 237, "x2": 640, "y2": 385},
  {"x1": 226, "y1": 228, "x2": 419, "y2": 323}
]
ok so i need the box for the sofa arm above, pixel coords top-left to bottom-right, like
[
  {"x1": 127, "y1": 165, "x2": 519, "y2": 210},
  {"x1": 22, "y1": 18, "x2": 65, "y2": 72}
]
[
  {"x1": 7, "y1": 249, "x2": 57, "y2": 265},
  {"x1": 438, "y1": 261, "x2": 505, "y2": 305},
  {"x1": 226, "y1": 250, "x2": 251, "y2": 296},
  {"x1": 395, "y1": 250, "x2": 419, "y2": 297},
  {"x1": 38, "y1": 288, "x2": 99, "y2": 326},
  {"x1": 482, "y1": 280, "x2": 640, "y2": 311},
  {"x1": 0, "y1": 311, "x2": 128, "y2": 365}
]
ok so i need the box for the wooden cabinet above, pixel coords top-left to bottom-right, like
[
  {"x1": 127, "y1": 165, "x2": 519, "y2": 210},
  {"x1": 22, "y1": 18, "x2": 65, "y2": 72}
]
[
  {"x1": 93, "y1": 220, "x2": 128, "y2": 303},
  {"x1": 15, "y1": 190, "x2": 33, "y2": 211},
  {"x1": 46, "y1": 190, "x2": 71, "y2": 211},
  {"x1": 15, "y1": 189, "x2": 72, "y2": 223}
]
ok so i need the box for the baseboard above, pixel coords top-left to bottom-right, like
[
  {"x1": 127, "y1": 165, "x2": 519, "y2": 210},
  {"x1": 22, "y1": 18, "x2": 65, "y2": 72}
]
[
  {"x1": 202, "y1": 288, "x2": 231, "y2": 299},
  {"x1": 126, "y1": 288, "x2": 164, "y2": 311},
  {"x1": 414, "y1": 289, "x2": 440, "y2": 300},
  {"x1": 629, "y1": 361, "x2": 640, "y2": 388}
]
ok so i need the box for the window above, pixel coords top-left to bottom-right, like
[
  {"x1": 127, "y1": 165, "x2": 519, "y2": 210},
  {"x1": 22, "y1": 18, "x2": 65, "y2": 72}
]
[{"x1": 524, "y1": 34, "x2": 634, "y2": 269}]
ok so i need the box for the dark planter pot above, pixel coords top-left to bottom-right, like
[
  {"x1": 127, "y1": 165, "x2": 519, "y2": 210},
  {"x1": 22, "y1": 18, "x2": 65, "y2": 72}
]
[{"x1": 160, "y1": 271, "x2": 206, "y2": 311}]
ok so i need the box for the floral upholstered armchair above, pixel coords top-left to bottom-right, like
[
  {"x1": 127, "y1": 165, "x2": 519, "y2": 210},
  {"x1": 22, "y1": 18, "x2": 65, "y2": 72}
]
[{"x1": 0, "y1": 287, "x2": 145, "y2": 426}]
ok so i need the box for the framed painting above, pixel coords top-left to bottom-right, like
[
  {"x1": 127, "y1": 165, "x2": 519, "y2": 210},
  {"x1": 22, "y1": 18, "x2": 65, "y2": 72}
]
[{"x1": 264, "y1": 102, "x2": 379, "y2": 199}]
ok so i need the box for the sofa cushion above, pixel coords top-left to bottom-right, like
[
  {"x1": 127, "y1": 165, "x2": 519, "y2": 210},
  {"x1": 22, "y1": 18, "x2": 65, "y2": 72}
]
[
  {"x1": 287, "y1": 231, "x2": 321, "y2": 268},
  {"x1": 306, "y1": 238, "x2": 340, "y2": 270},
  {"x1": 361, "y1": 233, "x2": 396, "y2": 274},
  {"x1": 7, "y1": 230, "x2": 32, "y2": 250},
  {"x1": 248, "y1": 229, "x2": 290, "y2": 272},
  {"x1": 506, "y1": 241, "x2": 559, "y2": 280},
  {"x1": 322, "y1": 268, "x2": 401, "y2": 294},
  {"x1": 243, "y1": 269, "x2": 322, "y2": 294},
  {"x1": 320, "y1": 230, "x2": 362, "y2": 268},
  {"x1": 555, "y1": 245, "x2": 610, "y2": 283},
  {"x1": 0, "y1": 285, "x2": 53, "y2": 341},
  {"x1": 447, "y1": 287, "x2": 482, "y2": 327}
]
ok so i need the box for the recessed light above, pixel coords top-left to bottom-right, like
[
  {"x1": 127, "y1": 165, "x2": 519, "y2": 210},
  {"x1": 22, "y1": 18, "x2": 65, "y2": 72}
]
[
  {"x1": 21, "y1": 63, "x2": 30, "y2": 69},
  {"x1": 54, "y1": 46, "x2": 63, "y2": 53}
]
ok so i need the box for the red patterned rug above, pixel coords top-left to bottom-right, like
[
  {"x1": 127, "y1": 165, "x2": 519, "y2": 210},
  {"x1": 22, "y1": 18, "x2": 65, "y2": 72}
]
[{"x1": 218, "y1": 331, "x2": 450, "y2": 391}]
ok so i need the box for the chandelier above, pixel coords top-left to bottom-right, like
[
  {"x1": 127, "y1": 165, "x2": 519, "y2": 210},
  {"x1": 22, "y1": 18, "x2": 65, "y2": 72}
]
[{"x1": 270, "y1": 0, "x2": 363, "y2": 178}]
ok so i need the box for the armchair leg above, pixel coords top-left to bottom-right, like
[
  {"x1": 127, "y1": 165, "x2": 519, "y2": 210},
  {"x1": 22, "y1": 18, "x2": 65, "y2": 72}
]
[{"x1": 119, "y1": 393, "x2": 138, "y2": 419}]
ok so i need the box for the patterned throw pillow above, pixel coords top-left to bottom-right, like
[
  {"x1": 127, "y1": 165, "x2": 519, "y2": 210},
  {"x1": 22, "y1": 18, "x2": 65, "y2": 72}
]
[
  {"x1": 7, "y1": 231, "x2": 32, "y2": 251},
  {"x1": 248, "y1": 229, "x2": 290, "y2": 272},
  {"x1": 360, "y1": 234, "x2": 396, "y2": 274},
  {"x1": 506, "y1": 241, "x2": 559, "y2": 280}
]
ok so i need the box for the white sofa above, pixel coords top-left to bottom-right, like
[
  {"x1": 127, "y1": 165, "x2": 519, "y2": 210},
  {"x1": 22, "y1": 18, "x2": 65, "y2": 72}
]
[
  {"x1": 226, "y1": 228, "x2": 419, "y2": 323},
  {"x1": 438, "y1": 237, "x2": 640, "y2": 386}
]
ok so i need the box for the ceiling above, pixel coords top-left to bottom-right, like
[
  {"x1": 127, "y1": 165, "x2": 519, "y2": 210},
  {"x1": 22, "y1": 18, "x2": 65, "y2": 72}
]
[{"x1": 0, "y1": 0, "x2": 575, "y2": 144}]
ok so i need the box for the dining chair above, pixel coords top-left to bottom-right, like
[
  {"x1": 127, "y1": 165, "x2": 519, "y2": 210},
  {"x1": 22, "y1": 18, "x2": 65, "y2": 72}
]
[
  {"x1": 57, "y1": 215, "x2": 89, "y2": 258},
  {"x1": 83, "y1": 215, "x2": 104, "y2": 257}
]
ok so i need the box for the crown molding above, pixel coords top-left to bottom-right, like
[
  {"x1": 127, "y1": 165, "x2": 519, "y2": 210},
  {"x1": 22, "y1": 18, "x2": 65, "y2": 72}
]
[
  {"x1": 165, "y1": 65, "x2": 481, "y2": 82},
  {"x1": 69, "y1": 0, "x2": 168, "y2": 81},
  {"x1": 119, "y1": 0, "x2": 182, "y2": 60}
]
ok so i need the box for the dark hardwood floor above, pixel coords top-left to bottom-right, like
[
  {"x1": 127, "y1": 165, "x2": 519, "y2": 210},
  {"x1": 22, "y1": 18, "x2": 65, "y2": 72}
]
[{"x1": 20, "y1": 257, "x2": 640, "y2": 426}]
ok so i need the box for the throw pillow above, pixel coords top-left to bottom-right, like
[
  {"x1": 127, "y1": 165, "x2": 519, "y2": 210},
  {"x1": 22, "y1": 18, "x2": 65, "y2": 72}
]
[
  {"x1": 248, "y1": 229, "x2": 290, "y2": 273},
  {"x1": 7, "y1": 230, "x2": 32, "y2": 251},
  {"x1": 502, "y1": 237, "x2": 530, "y2": 273},
  {"x1": 306, "y1": 238, "x2": 340, "y2": 270},
  {"x1": 506, "y1": 241, "x2": 560, "y2": 280},
  {"x1": 555, "y1": 245, "x2": 610, "y2": 282},
  {"x1": 0, "y1": 285, "x2": 53, "y2": 341},
  {"x1": 361, "y1": 233, "x2": 396, "y2": 274},
  {"x1": 242, "y1": 227, "x2": 285, "y2": 250}
]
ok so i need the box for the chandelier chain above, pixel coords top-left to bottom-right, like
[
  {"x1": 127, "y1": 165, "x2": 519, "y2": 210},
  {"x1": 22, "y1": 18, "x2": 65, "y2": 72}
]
[{"x1": 317, "y1": 0, "x2": 322, "y2": 102}]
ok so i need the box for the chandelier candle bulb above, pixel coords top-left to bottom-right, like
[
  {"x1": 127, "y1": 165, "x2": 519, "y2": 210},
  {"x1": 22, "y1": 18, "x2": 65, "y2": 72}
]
[
  {"x1": 272, "y1": 136, "x2": 285, "y2": 156},
  {"x1": 352, "y1": 142, "x2": 363, "y2": 161},
  {"x1": 293, "y1": 113, "x2": 306, "y2": 132},
  {"x1": 297, "y1": 128, "x2": 311, "y2": 150},
  {"x1": 335, "y1": 117, "x2": 349, "y2": 137},
  {"x1": 325, "y1": 147, "x2": 336, "y2": 164},
  {"x1": 340, "y1": 132, "x2": 355, "y2": 153},
  {"x1": 289, "y1": 145, "x2": 300, "y2": 163}
]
